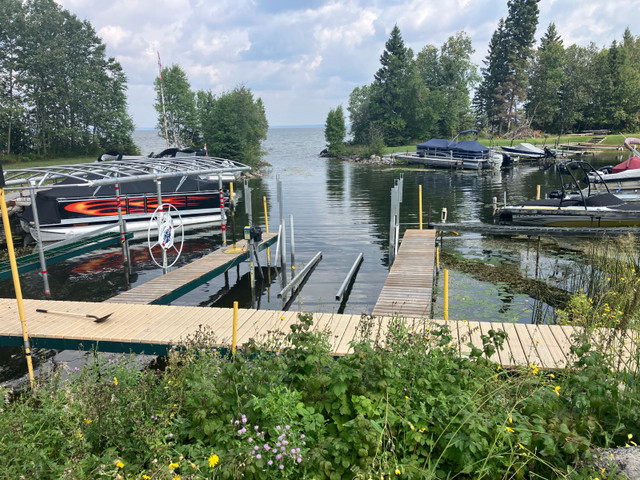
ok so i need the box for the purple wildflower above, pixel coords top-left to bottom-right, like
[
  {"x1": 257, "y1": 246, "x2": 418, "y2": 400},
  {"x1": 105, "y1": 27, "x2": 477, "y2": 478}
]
[
  {"x1": 279, "y1": 464, "x2": 284, "y2": 470},
  {"x1": 256, "y1": 454, "x2": 261, "y2": 459},
  {"x1": 268, "y1": 460, "x2": 273, "y2": 466},
  {"x1": 248, "y1": 437, "x2": 253, "y2": 443},
  {"x1": 264, "y1": 444, "x2": 270, "y2": 451}
]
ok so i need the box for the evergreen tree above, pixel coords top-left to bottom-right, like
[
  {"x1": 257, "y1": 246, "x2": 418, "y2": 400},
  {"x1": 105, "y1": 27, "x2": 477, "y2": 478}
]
[
  {"x1": 347, "y1": 85, "x2": 373, "y2": 145},
  {"x1": 370, "y1": 25, "x2": 414, "y2": 145},
  {"x1": 526, "y1": 23, "x2": 565, "y2": 133},
  {"x1": 475, "y1": 0, "x2": 540, "y2": 134},
  {"x1": 324, "y1": 106, "x2": 346, "y2": 155}
]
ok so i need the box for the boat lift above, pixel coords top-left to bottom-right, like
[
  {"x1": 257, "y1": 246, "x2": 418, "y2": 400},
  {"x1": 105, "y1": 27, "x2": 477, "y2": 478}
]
[{"x1": 1, "y1": 156, "x2": 250, "y2": 296}]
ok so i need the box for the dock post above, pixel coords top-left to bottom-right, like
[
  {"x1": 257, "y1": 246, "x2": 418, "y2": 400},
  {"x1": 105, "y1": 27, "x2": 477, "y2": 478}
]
[
  {"x1": 536, "y1": 185, "x2": 541, "y2": 200},
  {"x1": 155, "y1": 179, "x2": 168, "y2": 275},
  {"x1": 280, "y1": 219, "x2": 288, "y2": 285},
  {"x1": 290, "y1": 214, "x2": 295, "y2": 278},
  {"x1": 263, "y1": 196, "x2": 270, "y2": 267},
  {"x1": 244, "y1": 181, "x2": 255, "y2": 303},
  {"x1": 1, "y1": 173, "x2": 35, "y2": 388},
  {"x1": 444, "y1": 269, "x2": 449, "y2": 321},
  {"x1": 419, "y1": 185, "x2": 423, "y2": 230},
  {"x1": 232, "y1": 301, "x2": 238, "y2": 354},
  {"x1": 28, "y1": 182, "x2": 51, "y2": 296},
  {"x1": 218, "y1": 174, "x2": 227, "y2": 245},
  {"x1": 115, "y1": 182, "x2": 131, "y2": 288}
]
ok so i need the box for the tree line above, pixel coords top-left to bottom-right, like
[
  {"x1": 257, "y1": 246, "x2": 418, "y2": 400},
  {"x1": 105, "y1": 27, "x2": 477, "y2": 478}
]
[
  {"x1": 326, "y1": 0, "x2": 640, "y2": 154},
  {"x1": 0, "y1": 0, "x2": 268, "y2": 166},
  {"x1": 153, "y1": 65, "x2": 268, "y2": 166},
  {"x1": 0, "y1": 0, "x2": 137, "y2": 157}
]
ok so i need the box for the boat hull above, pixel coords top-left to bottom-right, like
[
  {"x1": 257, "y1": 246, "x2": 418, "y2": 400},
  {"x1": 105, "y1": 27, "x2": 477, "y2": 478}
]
[{"x1": 497, "y1": 205, "x2": 640, "y2": 227}]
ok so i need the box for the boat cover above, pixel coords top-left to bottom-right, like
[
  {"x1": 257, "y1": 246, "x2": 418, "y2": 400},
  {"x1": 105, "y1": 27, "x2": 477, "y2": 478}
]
[
  {"x1": 417, "y1": 138, "x2": 452, "y2": 149},
  {"x1": 417, "y1": 139, "x2": 489, "y2": 154},
  {"x1": 612, "y1": 156, "x2": 640, "y2": 173}
]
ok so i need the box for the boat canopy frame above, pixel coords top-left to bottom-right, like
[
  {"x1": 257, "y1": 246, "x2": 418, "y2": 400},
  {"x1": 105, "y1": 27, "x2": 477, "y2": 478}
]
[{"x1": 1, "y1": 155, "x2": 250, "y2": 191}]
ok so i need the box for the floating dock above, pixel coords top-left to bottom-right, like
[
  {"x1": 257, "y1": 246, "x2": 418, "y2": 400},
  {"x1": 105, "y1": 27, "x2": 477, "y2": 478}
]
[
  {"x1": 106, "y1": 233, "x2": 277, "y2": 305},
  {"x1": 372, "y1": 229, "x2": 436, "y2": 318}
]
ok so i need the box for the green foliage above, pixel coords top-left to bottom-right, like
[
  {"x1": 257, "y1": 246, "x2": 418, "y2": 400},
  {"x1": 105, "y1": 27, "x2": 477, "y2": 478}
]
[
  {"x1": 154, "y1": 64, "x2": 199, "y2": 148},
  {"x1": 324, "y1": 106, "x2": 347, "y2": 155},
  {"x1": 1, "y1": 313, "x2": 639, "y2": 479},
  {"x1": 0, "y1": 0, "x2": 136, "y2": 156},
  {"x1": 198, "y1": 86, "x2": 268, "y2": 166}
]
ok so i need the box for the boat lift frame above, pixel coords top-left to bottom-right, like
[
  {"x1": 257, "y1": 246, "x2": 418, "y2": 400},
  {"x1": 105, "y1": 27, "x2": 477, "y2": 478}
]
[{"x1": 2, "y1": 156, "x2": 250, "y2": 296}]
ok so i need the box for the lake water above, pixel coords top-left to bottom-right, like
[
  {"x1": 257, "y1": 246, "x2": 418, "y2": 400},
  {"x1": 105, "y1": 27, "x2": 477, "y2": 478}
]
[{"x1": 0, "y1": 127, "x2": 628, "y2": 383}]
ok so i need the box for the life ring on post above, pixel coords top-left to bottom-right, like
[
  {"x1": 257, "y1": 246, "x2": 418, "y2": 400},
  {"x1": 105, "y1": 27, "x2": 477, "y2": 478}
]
[{"x1": 147, "y1": 203, "x2": 184, "y2": 269}]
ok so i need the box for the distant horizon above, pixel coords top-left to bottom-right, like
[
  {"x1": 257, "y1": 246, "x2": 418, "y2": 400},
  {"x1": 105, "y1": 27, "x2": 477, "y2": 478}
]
[{"x1": 135, "y1": 124, "x2": 324, "y2": 132}]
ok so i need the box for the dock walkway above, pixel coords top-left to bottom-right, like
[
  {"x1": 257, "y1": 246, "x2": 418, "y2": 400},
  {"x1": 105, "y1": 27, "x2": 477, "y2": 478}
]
[
  {"x1": 0, "y1": 298, "x2": 635, "y2": 369},
  {"x1": 106, "y1": 233, "x2": 277, "y2": 305},
  {"x1": 372, "y1": 229, "x2": 436, "y2": 318}
]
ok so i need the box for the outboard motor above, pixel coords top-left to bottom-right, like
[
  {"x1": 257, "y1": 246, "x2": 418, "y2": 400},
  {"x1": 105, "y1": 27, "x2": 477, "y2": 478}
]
[
  {"x1": 543, "y1": 146, "x2": 556, "y2": 158},
  {"x1": 549, "y1": 190, "x2": 564, "y2": 199}
]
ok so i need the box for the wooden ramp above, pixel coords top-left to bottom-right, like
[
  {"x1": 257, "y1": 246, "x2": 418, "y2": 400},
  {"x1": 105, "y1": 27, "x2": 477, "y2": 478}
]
[
  {"x1": 0, "y1": 298, "x2": 636, "y2": 369},
  {"x1": 372, "y1": 229, "x2": 436, "y2": 317},
  {"x1": 106, "y1": 233, "x2": 277, "y2": 305}
]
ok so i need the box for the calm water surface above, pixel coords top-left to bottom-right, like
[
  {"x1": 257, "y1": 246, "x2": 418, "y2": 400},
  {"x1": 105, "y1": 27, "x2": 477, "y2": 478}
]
[{"x1": 0, "y1": 127, "x2": 628, "y2": 382}]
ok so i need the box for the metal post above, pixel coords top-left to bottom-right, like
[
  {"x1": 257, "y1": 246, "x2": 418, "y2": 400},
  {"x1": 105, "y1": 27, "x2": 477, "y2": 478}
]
[
  {"x1": 263, "y1": 196, "x2": 270, "y2": 267},
  {"x1": 1, "y1": 185, "x2": 35, "y2": 389},
  {"x1": 155, "y1": 180, "x2": 167, "y2": 274},
  {"x1": 280, "y1": 219, "x2": 287, "y2": 285},
  {"x1": 335, "y1": 253, "x2": 364, "y2": 302},
  {"x1": 218, "y1": 174, "x2": 226, "y2": 245},
  {"x1": 277, "y1": 175, "x2": 283, "y2": 225},
  {"x1": 289, "y1": 214, "x2": 295, "y2": 278},
  {"x1": 244, "y1": 180, "x2": 255, "y2": 302},
  {"x1": 28, "y1": 183, "x2": 51, "y2": 296},
  {"x1": 115, "y1": 182, "x2": 131, "y2": 287}
]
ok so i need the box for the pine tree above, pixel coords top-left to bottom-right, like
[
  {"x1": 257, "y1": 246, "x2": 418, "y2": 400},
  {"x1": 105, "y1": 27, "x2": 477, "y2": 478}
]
[{"x1": 526, "y1": 23, "x2": 565, "y2": 133}]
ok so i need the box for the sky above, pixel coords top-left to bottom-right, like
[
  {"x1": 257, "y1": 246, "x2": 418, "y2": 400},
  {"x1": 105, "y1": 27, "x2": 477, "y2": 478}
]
[{"x1": 55, "y1": 0, "x2": 640, "y2": 129}]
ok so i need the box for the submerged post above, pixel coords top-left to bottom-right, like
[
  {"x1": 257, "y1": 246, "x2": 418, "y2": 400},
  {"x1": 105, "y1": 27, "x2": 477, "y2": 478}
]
[{"x1": 289, "y1": 214, "x2": 295, "y2": 278}]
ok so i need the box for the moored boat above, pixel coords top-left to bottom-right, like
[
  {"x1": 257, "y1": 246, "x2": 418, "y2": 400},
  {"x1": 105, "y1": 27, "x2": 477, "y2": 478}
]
[
  {"x1": 496, "y1": 160, "x2": 640, "y2": 227},
  {"x1": 414, "y1": 129, "x2": 502, "y2": 170},
  {"x1": 588, "y1": 137, "x2": 640, "y2": 193},
  {"x1": 7, "y1": 155, "x2": 249, "y2": 242}
]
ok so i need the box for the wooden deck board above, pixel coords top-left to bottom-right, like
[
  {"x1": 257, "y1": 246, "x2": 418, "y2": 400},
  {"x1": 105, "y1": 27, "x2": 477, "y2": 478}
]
[
  {"x1": 106, "y1": 234, "x2": 277, "y2": 305},
  {"x1": 372, "y1": 230, "x2": 436, "y2": 317},
  {"x1": 0, "y1": 298, "x2": 637, "y2": 369}
]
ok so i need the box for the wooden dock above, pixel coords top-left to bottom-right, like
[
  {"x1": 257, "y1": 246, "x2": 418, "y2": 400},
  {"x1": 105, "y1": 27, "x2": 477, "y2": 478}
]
[
  {"x1": 0, "y1": 298, "x2": 636, "y2": 369},
  {"x1": 372, "y1": 229, "x2": 436, "y2": 318},
  {"x1": 106, "y1": 233, "x2": 277, "y2": 305}
]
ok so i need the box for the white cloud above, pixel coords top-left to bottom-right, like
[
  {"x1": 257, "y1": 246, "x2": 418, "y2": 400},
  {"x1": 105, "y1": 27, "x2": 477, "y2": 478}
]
[{"x1": 54, "y1": 0, "x2": 640, "y2": 128}]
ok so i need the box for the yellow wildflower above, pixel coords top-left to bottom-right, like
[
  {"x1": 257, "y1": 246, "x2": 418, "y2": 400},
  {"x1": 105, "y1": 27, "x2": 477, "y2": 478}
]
[
  {"x1": 209, "y1": 454, "x2": 219, "y2": 468},
  {"x1": 84, "y1": 418, "x2": 92, "y2": 423},
  {"x1": 113, "y1": 376, "x2": 118, "y2": 386},
  {"x1": 116, "y1": 460, "x2": 124, "y2": 468},
  {"x1": 508, "y1": 416, "x2": 513, "y2": 423},
  {"x1": 405, "y1": 395, "x2": 409, "y2": 400},
  {"x1": 169, "y1": 462, "x2": 179, "y2": 470},
  {"x1": 172, "y1": 476, "x2": 180, "y2": 480},
  {"x1": 395, "y1": 468, "x2": 401, "y2": 475},
  {"x1": 530, "y1": 364, "x2": 539, "y2": 375},
  {"x1": 506, "y1": 427, "x2": 514, "y2": 433},
  {"x1": 142, "y1": 476, "x2": 150, "y2": 480},
  {"x1": 410, "y1": 424, "x2": 415, "y2": 430},
  {"x1": 554, "y1": 385, "x2": 561, "y2": 396},
  {"x1": 518, "y1": 443, "x2": 525, "y2": 450}
]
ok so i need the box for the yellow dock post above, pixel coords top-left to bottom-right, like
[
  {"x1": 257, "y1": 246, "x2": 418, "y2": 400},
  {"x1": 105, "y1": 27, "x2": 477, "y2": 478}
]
[
  {"x1": 232, "y1": 301, "x2": 238, "y2": 354},
  {"x1": 419, "y1": 185, "x2": 423, "y2": 230},
  {"x1": 444, "y1": 269, "x2": 449, "y2": 321},
  {"x1": 536, "y1": 185, "x2": 541, "y2": 200},
  {"x1": 0, "y1": 185, "x2": 35, "y2": 388}
]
